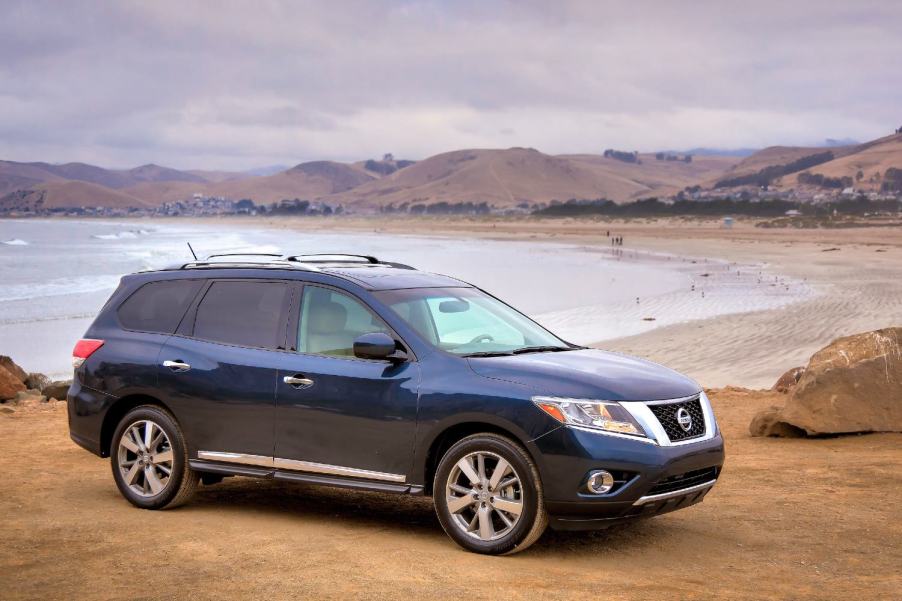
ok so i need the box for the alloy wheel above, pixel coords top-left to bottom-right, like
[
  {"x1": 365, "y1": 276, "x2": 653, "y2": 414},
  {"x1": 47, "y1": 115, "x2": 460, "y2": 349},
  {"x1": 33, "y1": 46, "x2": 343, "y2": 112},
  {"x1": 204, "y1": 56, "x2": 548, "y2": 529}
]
[
  {"x1": 116, "y1": 419, "x2": 173, "y2": 497},
  {"x1": 445, "y1": 450, "x2": 524, "y2": 541}
]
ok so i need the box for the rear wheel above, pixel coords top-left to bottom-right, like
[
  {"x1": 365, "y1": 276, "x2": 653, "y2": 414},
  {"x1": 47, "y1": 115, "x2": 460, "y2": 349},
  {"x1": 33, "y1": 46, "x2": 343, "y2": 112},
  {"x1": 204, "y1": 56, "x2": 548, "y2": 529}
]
[
  {"x1": 433, "y1": 433, "x2": 547, "y2": 554},
  {"x1": 110, "y1": 405, "x2": 198, "y2": 509}
]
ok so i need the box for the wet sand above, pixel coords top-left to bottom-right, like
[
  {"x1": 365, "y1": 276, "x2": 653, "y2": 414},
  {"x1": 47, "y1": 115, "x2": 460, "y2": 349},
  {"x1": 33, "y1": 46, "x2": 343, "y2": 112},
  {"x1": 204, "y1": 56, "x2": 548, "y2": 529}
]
[{"x1": 226, "y1": 216, "x2": 902, "y2": 388}]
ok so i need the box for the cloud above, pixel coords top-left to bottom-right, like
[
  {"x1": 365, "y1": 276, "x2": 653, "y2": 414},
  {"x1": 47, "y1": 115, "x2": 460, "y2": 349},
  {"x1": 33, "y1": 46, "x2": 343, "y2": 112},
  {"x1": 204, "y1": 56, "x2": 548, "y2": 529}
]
[{"x1": 0, "y1": 0, "x2": 899, "y2": 169}]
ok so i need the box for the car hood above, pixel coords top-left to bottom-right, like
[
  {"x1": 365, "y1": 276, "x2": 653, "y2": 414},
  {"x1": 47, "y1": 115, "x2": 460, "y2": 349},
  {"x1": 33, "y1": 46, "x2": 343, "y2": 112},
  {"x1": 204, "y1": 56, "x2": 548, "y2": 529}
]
[{"x1": 466, "y1": 348, "x2": 700, "y2": 401}]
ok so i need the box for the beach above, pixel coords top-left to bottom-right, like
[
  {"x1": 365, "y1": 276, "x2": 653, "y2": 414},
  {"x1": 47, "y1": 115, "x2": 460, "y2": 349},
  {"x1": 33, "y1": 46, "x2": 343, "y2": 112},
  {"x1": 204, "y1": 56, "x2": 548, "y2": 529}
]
[
  {"x1": 1, "y1": 216, "x2": 901, "y2": 600},
  {"x1": 1, "y1": 217, "x2": 822, "y2": 383},
  {"x1": 224, "y1": 216, "x2": 902, "y2": 389},
  {"x1": 2, "y1": 388, "x2": 900, "y2": 600}
]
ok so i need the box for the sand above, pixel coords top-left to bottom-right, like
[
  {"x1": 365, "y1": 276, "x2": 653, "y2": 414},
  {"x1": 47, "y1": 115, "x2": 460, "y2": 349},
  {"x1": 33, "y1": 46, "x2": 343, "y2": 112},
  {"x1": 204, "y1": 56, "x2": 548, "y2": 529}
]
[
  {"x1": 1, "y1": 391, "x2": 899, "y2": 600},
  {"x1": 2, "y1": 216, "x2": 900, "y2": 599}
]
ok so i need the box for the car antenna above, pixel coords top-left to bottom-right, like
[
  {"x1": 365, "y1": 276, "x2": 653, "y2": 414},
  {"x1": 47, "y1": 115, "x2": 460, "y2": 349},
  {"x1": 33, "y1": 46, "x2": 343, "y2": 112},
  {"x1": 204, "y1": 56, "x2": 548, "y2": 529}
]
[{"x1": 187, "y1": 242, "x2": 198, "y2": 260}]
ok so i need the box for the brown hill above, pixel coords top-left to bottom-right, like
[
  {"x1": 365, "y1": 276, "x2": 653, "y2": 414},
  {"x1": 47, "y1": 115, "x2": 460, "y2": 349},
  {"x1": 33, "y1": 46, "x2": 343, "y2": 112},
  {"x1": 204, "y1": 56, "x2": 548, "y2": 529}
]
[
  {"x1": 199, "y1": 160, "x2": 376, "y2": 204},
  {"x1": 330, "y1": 148, "x2": 737, "y2": 208},
  {"x1": 0, "y1": 180, "x2": 153, "y2": 211},
  {"x1": 0, "y1": 160, "x2": 208, "y2": 197},
  {"x1": 791, "y1": 133, "x2": 902, "y2": 189},
  {"x1": 125, "y1": 164, "x2": 206, "y2": 185},
  {"x1": 708, "y1": 133, "x2": 902, "y2": 191}
]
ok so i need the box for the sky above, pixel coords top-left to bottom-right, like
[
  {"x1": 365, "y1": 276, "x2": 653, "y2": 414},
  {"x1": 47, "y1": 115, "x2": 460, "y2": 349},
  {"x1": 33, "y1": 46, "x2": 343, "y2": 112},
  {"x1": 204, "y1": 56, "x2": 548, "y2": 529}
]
[{"x1": 1, "y1": 0, "x2": 900, "y2": 170}]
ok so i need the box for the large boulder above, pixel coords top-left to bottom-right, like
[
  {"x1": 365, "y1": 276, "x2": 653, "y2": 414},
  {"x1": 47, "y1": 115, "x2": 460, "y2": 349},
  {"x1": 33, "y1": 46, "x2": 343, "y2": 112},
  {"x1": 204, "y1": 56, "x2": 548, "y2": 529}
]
[
  {"x1": 751, "y1": 327, "x2": 902, "y2": 436},
  {"x1": 772, "y1": 366, "x2": 805, "y2": 394},
  {"x1": 42, "y1": 380, "x2": 71, "y2": 401},
  {"x1": 0, "y1": 356, "x2": 27, "y2": 384},
  {"x1": 0, "y1": 366, "x2": 26, "y2": 401}
]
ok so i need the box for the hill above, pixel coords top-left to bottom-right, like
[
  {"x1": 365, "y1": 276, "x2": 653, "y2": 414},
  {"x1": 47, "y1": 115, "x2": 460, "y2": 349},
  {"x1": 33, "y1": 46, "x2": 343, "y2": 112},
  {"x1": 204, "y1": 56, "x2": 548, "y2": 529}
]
[
  {"x1": 0, "y1": 159, "x2": 208, "y2": 197},
  {"x1": 709, "y1": 133, "x2": 902, "y2": 191},
  {"x1": 199, "y1": 160, "x2": 376, "y2": 204},
  {"x1": 793, "y1": 133, "x2": 902, "y2": 189},
  {"x1": 0, "y1": 180, "x2": 153, "y2": 211},
  {"x1": 330, "y1": 148, "x2": 738, "y2": 208}
]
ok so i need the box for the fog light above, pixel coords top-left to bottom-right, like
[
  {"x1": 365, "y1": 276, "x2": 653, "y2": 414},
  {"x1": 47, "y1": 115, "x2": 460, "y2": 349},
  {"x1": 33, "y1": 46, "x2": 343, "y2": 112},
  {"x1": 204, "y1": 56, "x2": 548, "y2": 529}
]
[{"x1": 586, "y1": 470, "x2": 615, "y2": 494}]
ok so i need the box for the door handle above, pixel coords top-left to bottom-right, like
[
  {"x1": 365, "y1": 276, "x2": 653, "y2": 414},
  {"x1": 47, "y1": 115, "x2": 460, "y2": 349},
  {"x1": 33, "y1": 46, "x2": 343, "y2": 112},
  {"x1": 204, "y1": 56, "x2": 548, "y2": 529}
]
[
  {"x1": 283, "y1": 375, "x2": 314, "y2": 389},
  {"x1": 163, "y1": 360, "x2": 191, "y2": 372}
]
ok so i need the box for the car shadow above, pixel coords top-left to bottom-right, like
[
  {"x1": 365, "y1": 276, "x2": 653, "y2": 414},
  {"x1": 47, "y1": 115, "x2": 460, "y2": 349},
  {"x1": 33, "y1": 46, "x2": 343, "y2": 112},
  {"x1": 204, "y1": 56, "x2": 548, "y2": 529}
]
[{"x1": 183, "y1": 476, "x2": 666, "y2": 554}]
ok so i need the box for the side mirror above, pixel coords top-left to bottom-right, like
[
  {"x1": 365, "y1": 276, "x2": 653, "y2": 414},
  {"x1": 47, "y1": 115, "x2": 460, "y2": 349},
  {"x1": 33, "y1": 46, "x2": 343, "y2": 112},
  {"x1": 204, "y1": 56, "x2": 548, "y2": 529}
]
[{"x1": 353, "y1": 332, "x2": 403, "y2": 361}]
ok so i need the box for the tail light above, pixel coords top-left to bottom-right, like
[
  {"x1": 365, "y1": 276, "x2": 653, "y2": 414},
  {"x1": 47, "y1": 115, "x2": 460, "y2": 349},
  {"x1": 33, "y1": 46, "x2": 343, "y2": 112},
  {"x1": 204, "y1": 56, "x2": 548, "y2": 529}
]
[{"x1": 72, "y1": 339, "x2": 104, "y2": 369}]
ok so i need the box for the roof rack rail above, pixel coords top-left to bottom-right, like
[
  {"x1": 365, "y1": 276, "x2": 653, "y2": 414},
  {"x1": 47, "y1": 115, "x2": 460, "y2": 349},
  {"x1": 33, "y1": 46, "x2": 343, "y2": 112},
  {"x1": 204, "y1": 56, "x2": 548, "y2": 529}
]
[
  {"x1": 285, "y1": 254, "x2": 416, "y2": 270},
  {"x1": 285, "y1": 253, "x2": 379, "y2": 264},
  {"x1": 205, "y1": 252, "x2": 283, "y2": 260},
  {"x1": 172, "y1": 252, "x2": 415, "y2": 272}
]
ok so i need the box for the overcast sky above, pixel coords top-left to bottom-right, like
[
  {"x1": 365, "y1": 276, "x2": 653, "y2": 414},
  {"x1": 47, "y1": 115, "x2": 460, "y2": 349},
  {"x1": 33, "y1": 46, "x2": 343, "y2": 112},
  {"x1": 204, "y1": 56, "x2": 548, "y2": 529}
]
[{"x1": 1, "y1": 0, "x2": 900, "y2": 170}]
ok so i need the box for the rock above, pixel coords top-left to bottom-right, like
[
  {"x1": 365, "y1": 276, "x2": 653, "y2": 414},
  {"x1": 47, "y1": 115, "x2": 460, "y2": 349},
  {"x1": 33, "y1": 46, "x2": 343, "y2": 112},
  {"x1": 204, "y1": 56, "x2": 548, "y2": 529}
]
[
  {"x1": 751, "y1": 327, "x2": 902, "y2": 436},
  {"x1": 773, "y1": 366, "x2": 805, "y2": 393},
  {"x1": 0, "y1": 405, "x2": 14, "y2": 414},
  {"x1": 0, "y1": 366, "x2": 27, "y2": 401},
  {"x1": 42, "y1": 380, "x2": 71, "y2": 401},
  {"x1": 25, "y1": 372, "x2": 51, "y2": 391},
  {"x1": 748, "y1": 406, "x2": 806, "y2": 437},
  {"x1": 14, "y1": 390, "x2": 46, "y2": 406},
  {"x1": 0, "y1": 356, "x2": 27, "y2": 383}
]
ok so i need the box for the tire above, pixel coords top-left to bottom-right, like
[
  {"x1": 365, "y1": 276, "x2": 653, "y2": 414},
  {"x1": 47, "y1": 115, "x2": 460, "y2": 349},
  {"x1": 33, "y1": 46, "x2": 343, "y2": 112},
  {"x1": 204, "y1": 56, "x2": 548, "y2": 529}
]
[
  {"x1": 433, "y1": 433, "x2": 547, "y2": 555},
  {"x1": 110, "y1": 405, "x2": 198, "y2": 510}
]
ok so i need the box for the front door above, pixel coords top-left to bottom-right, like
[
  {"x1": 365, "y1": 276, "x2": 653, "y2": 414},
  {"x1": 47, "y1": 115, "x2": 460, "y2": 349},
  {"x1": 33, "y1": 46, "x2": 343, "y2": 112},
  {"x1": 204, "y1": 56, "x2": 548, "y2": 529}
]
[
  {"x1": 158, "y1": 279, "x2": 292, "y2": 459},
  {"x1": 273, "y1": 284, "x2": 419, "y2": 482}
]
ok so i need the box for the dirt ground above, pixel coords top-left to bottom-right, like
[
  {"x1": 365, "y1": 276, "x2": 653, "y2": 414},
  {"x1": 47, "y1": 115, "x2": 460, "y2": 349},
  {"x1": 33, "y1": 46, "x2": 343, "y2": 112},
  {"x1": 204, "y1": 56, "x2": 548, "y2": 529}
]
[{"x1": 1, "y1": 389, "x2": 900, "y2": 600}]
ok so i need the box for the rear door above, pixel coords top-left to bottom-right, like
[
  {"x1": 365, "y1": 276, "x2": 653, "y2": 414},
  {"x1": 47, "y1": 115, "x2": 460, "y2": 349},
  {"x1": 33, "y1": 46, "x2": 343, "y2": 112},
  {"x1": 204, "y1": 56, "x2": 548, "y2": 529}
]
[
  {"x1": 158, "y1": 278, "x2": 292, "y2": 459},
  {"x1": 272, "y1": 284, "x2": 420, "y2": 482}
]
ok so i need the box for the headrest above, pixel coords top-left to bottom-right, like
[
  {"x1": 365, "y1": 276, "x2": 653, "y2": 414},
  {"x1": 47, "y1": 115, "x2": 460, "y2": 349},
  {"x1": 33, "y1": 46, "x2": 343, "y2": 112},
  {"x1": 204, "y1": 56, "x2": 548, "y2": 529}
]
[{"x1": 309, "y1": 301, "x2": 347, "y2": 334}]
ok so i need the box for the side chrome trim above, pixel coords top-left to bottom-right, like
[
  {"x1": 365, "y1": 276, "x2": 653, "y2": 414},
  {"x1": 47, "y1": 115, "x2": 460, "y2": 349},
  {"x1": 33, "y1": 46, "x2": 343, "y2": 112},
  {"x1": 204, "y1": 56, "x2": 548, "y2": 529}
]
[
  {"x1": 196, "y1": 451, "x2": 406, "y2": 483},
  {"x1": 273, "y1": 458, "x2": 406, "y2": 483},
  {"x1": 632, "y1": 479, "x2": 717, "y2": 506},
  {"x1": 197, "y1": 451, "x2": 273, "y2": 468}
]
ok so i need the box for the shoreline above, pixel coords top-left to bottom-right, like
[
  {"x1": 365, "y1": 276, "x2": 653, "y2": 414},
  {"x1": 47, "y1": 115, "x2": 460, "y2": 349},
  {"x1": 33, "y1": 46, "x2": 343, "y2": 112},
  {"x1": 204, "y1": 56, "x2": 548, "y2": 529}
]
[
  {"x1": 3, "y1": 216, "x2": 900, "y2": 387},
  {"x1": 177, "y1": 215, "x2": 901, "y2": 388}
]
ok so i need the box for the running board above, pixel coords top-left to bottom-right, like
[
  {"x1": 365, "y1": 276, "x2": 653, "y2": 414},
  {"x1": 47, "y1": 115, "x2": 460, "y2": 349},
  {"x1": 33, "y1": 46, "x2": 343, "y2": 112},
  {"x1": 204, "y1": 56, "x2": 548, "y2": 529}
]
[{"x1": 189, "y1": 458, "x2": 424, "y2": 496}]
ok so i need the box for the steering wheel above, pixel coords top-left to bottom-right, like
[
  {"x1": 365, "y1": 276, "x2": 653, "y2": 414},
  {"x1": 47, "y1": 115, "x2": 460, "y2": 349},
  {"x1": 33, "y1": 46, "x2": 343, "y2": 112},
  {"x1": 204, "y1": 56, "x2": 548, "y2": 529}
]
[{"x1": 468, "y1": 334, "x2": 495, "y2": 344}]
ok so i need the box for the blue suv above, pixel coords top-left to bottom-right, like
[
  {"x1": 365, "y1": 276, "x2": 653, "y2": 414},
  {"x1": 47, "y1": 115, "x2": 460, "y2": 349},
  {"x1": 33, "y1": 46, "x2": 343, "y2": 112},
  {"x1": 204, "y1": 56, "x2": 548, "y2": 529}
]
[{"x1": 68, "y1": 253, "x2": 724, "y2": 554}]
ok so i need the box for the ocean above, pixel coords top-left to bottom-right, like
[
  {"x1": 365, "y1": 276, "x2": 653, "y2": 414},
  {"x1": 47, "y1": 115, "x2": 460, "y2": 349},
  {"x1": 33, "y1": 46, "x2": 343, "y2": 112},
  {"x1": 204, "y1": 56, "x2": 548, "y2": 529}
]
[{"x1": 0, "y1": 219, "x2": 813, "y2": 379}]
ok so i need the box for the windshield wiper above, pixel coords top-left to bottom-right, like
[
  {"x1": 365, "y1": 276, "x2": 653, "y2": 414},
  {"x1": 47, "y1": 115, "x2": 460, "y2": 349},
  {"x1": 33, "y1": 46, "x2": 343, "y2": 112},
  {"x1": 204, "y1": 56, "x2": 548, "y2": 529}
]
[
  {"x1": 461, "y1": 351, "x2": 515, "y2": 358},
  {"x1": 510, "y1": 345, "x2": 573, "y2": 354}
]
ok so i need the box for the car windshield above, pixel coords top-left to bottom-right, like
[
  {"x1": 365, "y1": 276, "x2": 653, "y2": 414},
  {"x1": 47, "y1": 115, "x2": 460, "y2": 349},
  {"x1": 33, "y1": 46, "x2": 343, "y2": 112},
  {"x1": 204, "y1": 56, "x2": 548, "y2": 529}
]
[{"x1": 375, "y1": 287, "x2": 575, "y2": 356}]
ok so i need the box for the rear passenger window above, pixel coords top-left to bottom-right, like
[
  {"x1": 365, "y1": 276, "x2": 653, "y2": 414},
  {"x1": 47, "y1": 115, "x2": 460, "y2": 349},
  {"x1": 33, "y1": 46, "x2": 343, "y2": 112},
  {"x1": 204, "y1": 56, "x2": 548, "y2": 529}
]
[
  {"x1": 193, "y1": 281, "x2": 289, "y2": 349},
  {"x1": 118, "y1": 279, "x2": 203, "y2": 334}
]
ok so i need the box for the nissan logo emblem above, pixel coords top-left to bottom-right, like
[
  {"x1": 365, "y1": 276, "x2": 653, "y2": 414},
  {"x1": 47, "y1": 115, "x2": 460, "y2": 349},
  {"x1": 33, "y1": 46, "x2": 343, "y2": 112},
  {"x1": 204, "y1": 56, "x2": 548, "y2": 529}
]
[{"x1": 675, "y1": 407, "x2": 693, "y2": 432}]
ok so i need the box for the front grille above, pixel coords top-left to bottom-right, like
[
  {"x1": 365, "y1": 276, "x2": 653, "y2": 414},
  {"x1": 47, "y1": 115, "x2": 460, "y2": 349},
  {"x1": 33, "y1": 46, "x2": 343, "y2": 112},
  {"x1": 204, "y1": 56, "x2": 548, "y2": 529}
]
[
  {"x1": 647, "y1": 467, "x2": 718, "y2": 496},
  {"x1": 648, "y1": 396, "x2": 706, "y2": 442}
]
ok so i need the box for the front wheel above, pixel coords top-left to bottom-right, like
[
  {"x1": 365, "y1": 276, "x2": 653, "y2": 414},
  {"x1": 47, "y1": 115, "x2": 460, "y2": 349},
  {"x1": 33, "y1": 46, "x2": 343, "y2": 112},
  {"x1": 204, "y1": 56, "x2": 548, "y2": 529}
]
[
  {"x1": 110, "y1": 405, "x2": 198, "y2": 509},
  {"x1": 433, "y1": 433, "x2": 547, "y2": 554}
]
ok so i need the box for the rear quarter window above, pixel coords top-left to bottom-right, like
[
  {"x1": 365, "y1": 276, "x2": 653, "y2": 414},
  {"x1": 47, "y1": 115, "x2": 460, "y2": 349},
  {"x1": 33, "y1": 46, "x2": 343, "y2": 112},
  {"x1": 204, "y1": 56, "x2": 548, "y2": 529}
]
[{"x1": 117, "y1": 279, "x2": 203, "y2": 334}]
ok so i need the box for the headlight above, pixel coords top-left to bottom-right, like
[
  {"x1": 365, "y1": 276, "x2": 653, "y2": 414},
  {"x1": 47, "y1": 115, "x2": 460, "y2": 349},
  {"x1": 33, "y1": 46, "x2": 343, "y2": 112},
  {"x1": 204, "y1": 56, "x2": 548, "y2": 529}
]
[{"x1": 532, "y1": 396, "x2": 647, "y2": 438}]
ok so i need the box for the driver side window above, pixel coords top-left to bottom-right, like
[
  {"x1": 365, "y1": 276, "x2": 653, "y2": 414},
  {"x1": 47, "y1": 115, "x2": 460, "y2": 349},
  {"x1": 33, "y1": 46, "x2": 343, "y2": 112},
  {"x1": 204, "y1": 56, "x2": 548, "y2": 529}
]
[{"x1": 298, "y1": 286, "x2": 390, "y2": 357}]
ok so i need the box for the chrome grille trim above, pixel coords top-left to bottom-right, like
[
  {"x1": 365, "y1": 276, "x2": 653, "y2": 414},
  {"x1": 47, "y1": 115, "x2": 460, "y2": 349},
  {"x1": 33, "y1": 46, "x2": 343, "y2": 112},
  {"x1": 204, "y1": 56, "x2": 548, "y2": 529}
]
[
  {"x1": 621, "y1": 392, "x2": 717, "y2": 447},
  {"x1": 633, "y1": 479, "x2": 718, "y2": 506}
]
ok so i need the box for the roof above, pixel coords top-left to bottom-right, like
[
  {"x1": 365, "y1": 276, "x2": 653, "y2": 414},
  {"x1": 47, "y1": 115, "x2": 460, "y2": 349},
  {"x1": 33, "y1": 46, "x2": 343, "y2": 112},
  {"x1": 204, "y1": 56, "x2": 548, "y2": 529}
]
[{"x1": 151, "y1": 252, "x2": 471, "y2": 291}]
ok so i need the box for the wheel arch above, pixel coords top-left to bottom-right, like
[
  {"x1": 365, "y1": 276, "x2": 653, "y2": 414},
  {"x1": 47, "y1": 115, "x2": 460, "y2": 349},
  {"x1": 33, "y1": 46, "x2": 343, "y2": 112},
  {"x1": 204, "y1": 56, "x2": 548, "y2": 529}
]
[
  {"x1": 100, "y1": 394, "x2": 175, "y2": 457},
  {"x1": 419, "y1": 419, "x2": 538, "y2": 497}
]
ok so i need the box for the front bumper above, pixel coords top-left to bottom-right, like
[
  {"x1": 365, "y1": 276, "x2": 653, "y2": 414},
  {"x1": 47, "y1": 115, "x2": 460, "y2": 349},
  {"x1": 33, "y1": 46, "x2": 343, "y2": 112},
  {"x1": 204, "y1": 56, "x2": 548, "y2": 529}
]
[{"x1": 530, "y1": 424, "x2": 725, "y2": 530}]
